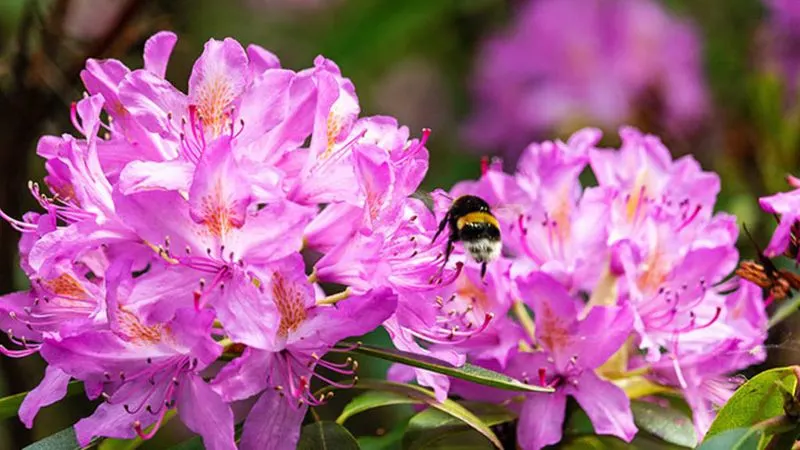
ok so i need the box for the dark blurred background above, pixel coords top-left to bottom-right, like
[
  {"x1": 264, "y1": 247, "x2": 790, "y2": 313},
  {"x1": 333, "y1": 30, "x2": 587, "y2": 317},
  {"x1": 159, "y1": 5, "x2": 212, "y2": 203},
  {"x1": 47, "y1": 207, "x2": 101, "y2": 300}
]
[{"x1": 0, "y1": 0, "x2": 798, "y2": 447}]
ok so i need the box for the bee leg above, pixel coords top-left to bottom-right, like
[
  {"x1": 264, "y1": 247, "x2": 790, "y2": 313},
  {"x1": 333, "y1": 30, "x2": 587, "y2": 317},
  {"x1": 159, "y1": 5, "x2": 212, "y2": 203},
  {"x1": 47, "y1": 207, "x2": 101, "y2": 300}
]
[
  {"x1": 432, "y1": 239, "x2": 455, "y2": 284},
  {"x1": 480, "y1": 262, "x2": 487, "y2": 282},
  {"x1": 432, "y1": 212, "x2": 450, "y2": 244}
]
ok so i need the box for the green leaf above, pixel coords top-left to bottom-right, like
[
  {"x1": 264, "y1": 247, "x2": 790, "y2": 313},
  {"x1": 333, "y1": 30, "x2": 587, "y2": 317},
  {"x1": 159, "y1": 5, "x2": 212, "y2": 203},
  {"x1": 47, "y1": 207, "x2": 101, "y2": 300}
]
[
  {"x1": 23, "y1": 427, "x2": 81, "y2": 450},
  {"x1": 351, "y1": 379, "x2": 504, "y2": 449},
  {"x1": 630, "y1": 401, "x2": 696, "y2": 448},
  {"x1": 406, "y1": 429, "x2": 495, "y2": 450},
  {"x1": 0, "y1": 381, "x2": 83, "y2": 422},
  {"x1": 705, "y1": 367, "x2": 798, "y2": 438},
  {"x1": 297, "y1": 422, "x2": 360, "y2": 450},
  {"x1": 337, "y1": 390, "x2": 424, "y2": 424},
  {"x1": 163, "y1": 436, "x2": 203, "y2": 450},
  {"x1": 697, "y1": 428, "x2": 764, "y2": 450},
  {"x1": 341, "y1": 342, "x2": 552, "y2": 393},
  {"x1": 358, "y1": 425, "x2": 405, "y2": 450},
  {"x1": 403, "y1": 402, "x2": 514, "y2": 450}
]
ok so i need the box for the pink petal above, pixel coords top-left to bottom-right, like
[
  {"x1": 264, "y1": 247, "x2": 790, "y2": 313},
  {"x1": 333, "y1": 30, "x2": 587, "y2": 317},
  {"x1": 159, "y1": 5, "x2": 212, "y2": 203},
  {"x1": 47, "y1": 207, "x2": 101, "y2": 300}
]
[
  {"x1": 239, "y1": 389, "x2": 307, "y2": 450},
  {"x1": 575, "y1": 304, "x2": 634, "y2": 369},
  {"x1": 118, "y1": 159, "x2": 195, "y2": 194},
  {"x1": 211, "y1": 348, "x2": 273, "y2": 402},
  {"x1": 570, "y1": 371, "x2": 637, "y2": 442},
  {"x1": 518, "y1": 391, "x2": 567, "y2": 450},
  {"x1": 247, "y1": 44, "x2": 281, "y2": 74},
  {"x1": 143, "y1": 31, "x2": 178, "y2": 78},
  {"x1": 177, "y1": 374, "x2": 236, "y2": 450},
  {"x1": 188, "y1": 137, "x2": 252, "y2": 240},
  {"x1": 118, "y1": 69, "x2": 188, "y2": 137},
  {"x1": 19, "y1": 366, "x2": 71, "y2": 428},
  {"x1": 208, "y1": 267, "x2": 280, "y2": 350}
]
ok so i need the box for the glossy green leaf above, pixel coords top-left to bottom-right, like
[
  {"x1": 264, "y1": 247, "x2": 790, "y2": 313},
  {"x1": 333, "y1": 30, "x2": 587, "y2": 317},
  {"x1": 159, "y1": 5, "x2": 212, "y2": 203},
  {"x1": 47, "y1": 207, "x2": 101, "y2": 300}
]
[
  {"x1": 407, "y1": 429, "x2": 495, "y2": 450},
  {"x1": 697, "y1": 428, "x2": 764, "y2": 450},
  {"x1": 341, "y1": 342, "x2": 552, "y2": 393},
  {"x1": 358, "y1": 424, "x2": 405, "y2": 450},
  {"x1": 706, "y1": 367, "x2": 798, "y2": 439},
  {"x1": 22, "y1": 427, "x2": 81, "y2": 450},
  {"x1": 0, "y1": 381, "x2": 83, "y2": 422},
  {"x1": 630, "y1": 401, "x2": 696, "y2": 448},
  {"x1": 337, "y1": 390, "x2": 423, "y2": 424},
  {"x1": 403, "y1": 402, "x2": 514, "y2": 450},
  {"x1": 352, "y1": 380, "x2": 504, "y2": 449},
  {"x1": 297, "y1": 421, "x2": 360, "y2": 450},
  {"x1": 560, "y1": 433, "x2": 695, "y2": 450}
]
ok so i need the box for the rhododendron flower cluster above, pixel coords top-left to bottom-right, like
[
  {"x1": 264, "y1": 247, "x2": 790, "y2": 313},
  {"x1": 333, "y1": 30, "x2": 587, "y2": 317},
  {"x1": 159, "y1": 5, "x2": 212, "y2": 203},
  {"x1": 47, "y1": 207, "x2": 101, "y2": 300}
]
[
  {"x1": 0, "y1": 31, "x2": 430, "y2": 450},
  {"x1": 465, "y1": 0, "x2": 709, "y2": 155},
  {"x1": 404, "y1": 128, "x2": 767, "y2": 449},
  {"x1": 0, "y1": 31, "x2": 768, "y2": 450}
]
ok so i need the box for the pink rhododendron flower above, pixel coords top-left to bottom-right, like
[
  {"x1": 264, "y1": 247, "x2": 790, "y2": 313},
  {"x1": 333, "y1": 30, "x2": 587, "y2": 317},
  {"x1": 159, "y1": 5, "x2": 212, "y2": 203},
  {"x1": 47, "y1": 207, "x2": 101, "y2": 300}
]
[
  {"x1": 436, "y1": 127, "x2": 767, "y2": 448},
  {"x1": 0, "y1": 31, "x2": 423, "y2": 450},
  {"x1": 465, "y1": 0, "x2": 708, "y2": 156}
]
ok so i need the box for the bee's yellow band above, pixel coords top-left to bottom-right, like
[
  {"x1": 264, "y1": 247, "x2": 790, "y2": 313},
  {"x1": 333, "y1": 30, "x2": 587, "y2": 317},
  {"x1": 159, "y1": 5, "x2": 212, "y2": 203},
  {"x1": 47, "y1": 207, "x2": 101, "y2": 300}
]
[{"x1": 457, "y1": 212, "x2": 499, "y2": 230}]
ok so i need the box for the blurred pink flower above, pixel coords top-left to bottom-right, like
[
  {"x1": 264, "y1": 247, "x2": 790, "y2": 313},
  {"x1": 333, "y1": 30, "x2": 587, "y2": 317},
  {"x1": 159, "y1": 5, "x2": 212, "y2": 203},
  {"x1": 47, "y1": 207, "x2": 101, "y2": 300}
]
[
  {"x1": 465, "y1": 0, "x2": 709, "y2": 155},
  {"x1": 763, "y1": 0, "x2": 800, "y2": 90}
]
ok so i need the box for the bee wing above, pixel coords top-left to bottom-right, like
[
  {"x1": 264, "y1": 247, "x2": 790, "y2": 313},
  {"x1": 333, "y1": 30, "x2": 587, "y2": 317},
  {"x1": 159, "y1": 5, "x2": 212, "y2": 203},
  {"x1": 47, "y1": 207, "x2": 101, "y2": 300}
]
[{"x1": 411, "y1": 189, "x2": 454, "y2": 214}]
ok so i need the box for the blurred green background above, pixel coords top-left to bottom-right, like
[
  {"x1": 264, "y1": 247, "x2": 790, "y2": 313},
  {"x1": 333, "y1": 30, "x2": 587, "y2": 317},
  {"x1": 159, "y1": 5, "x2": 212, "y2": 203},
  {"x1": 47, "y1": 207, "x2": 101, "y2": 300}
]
[{"x1": 0, "y1": 0, "x2": 798, "y2": 448}]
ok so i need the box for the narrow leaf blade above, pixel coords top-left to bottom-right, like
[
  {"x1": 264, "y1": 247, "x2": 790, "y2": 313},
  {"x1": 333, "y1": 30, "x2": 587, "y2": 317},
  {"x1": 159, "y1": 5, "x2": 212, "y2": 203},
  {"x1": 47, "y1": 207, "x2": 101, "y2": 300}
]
[
  {"x1": 297, "y1": 422, "x2": 359, "y2": 450},
  {"x1": 352, "y1": 379, "x2": 504, "y2": 449},
  {"x1": 341, "y1": 342, "x2": 552, "y2": 393},
  {"x1": 337, "y1": 390, "x2": 423, "y2": 424},
  {"x1": 23, "y1": 427, "x2": 81, "y2": 450}
]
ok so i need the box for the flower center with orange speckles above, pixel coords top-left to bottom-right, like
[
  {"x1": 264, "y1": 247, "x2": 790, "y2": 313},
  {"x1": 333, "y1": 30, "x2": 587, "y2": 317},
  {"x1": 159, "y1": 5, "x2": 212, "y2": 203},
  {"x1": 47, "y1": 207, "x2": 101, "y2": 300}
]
[
  {"x1": 538, "y1": 302, "x2": 571, "y2": 352},
  {"x1": 194, "y1": 75, "x2": 235, "y2": 138},
  {"x1": 116, "y1": 308, "x2": 167, "y2": 345},
  {"x1": 199, "y1": 181, "x2": 242, "y2": 238},
  {"x1": 322, "y1": 111, "x2": 343, "y2": 159},
  {"x1": 43, "y1": 274, "x2": 89, "y2": 300},
  {"x1": 272, "y1": 273, "x2": 307, "y2": 337}
]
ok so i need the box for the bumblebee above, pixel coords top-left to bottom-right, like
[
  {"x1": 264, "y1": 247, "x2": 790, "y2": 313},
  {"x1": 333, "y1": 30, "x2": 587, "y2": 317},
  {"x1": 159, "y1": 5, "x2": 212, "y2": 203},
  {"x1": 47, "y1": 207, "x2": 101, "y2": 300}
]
[{"x1": 432, "y1": 195, "x2": 502, "y2": 279}]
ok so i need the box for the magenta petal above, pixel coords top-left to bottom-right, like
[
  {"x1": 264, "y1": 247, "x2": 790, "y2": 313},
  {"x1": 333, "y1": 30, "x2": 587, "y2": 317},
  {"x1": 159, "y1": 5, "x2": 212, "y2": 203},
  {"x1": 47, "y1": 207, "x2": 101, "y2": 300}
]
[
  {"x1": 143, "y1": 31, "x2": 178, "y2": 78},
  {"x1": 209, "y1": 268, "x2": 280, "y2": 350},
  {"x1": 119, "y1": 160, "x2": 195, "y2": 194},
  {"x1": 575, "y1": 304, "x2": 634, "y2": 369},
  {"x1": 247, "y1": 44, "x2": 281, "y2": 73},
  {"x1": 19, "y1": 366, "x2": 71, "y2": 428},
  {"x1": 118, "y1": 69, "x2": 188, "y2": 136},
  {"x1": 295, "y1": 287, "x2": 397, "y2": 346},
  {"x1": 74, "y1": 379, "x2": 160, "y2": 445},
  {"x1": 518, "y1": 391, "x2": 567, "y2": 450},
  {"x1": 764, "y1": 212, "x2": 798, "y2": 257},
  {"x1": 188, "y1": 137, "x2": 252, "y2": 238},
  {"x1": 570, "y1": 371, "x2": 637, "y2": 442},
  {"x1": 188, "y1": 38, "x2": 248, "y2": 109},
  {"x1": 211, "y1": 348, "x2": 273, "y2": 402},
  {"x1": 176, "y1": 374, "x2": 236, "y2": 450},
  {"x1": 239, "y1": 389, "x2": 307, "y2": 450}
]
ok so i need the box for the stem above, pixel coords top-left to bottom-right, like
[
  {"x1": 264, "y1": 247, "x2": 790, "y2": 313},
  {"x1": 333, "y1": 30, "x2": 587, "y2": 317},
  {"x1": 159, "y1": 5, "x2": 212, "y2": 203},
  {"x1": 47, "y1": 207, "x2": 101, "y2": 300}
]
[
  {"x1": 513, "y1": 300, "x2": 537, "y2": 344},
  {"x1": 769, "y1": 293, "x2": 800, "y2": 329},
  {"x1": 307, "y1": 269, "x2": 318, "y2": 284},
  {"x1": 317, "y1": 288, "x2": 351, "y2": 306}
]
